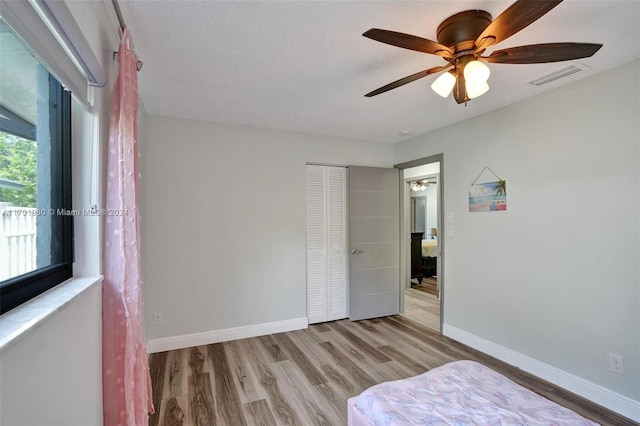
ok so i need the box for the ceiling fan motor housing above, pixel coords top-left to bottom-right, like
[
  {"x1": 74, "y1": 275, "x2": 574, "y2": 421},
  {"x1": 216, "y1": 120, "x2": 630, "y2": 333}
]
[{"x1": 436, "y1": 10, "x2": 492, "y2": 53}]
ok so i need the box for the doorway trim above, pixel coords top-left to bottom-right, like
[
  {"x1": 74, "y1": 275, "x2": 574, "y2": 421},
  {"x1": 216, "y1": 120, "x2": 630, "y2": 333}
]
[{"x1": 395, "y1": 154, "x2": 444, "y2": 334}]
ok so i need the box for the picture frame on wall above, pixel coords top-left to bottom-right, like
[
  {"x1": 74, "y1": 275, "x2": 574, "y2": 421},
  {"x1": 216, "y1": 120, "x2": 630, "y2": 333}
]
[{"x1": 469, "y1": 180, "x2": 507, "y2": 212}]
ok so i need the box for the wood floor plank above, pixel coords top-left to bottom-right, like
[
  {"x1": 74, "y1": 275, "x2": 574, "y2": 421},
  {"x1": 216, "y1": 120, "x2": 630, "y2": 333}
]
[
  {"x1": 317, "y1": 327, "x2": 411, "y2": 383},
  {"x1": 327, "y1": 321, "x2": 392, "y2": 363},
  {"x1": 272, "y1": 360, "x2": 339, "y2": 426},
  {"x1": 224, "y1": 340, "x2": 269, "y2": 405},
  {"x1": 243, "y1": 399, "x2": 276, "y2": 426},
  {"x1": 148, "y1": 351, "x2": 168, "y2": 426},
  {"x1": 163, "y1": 396, "x2": 186, "y2": 426},
  {"x1": 384, "y1": 316, "x2": 470, "y2": 360},
  {"x1": 354, "y1": 319, "x2": 380, "y2": 335},
  {"x1": 336, "y1": 320, "x2": 388, "y2": 348},
  {"x1": 378, "y1": 344, "x2": 430, "y2": 376},
  {"x1": 337, "y1": 319, "x2": 437, "y2": 377},
  {"x1": 208, "y1": 343, "x2": 246, "y2": 426},
  {"x1": 287, "y1": 330, "x2": 355, "y2": 396},
  {"x1": 313, "y1": 322, "x2": 331, "y2": 332},
  {"x1": 403, "y1": 286, "x2": 440, "y2": 331},
  {"x1": 314, "y1": 381, "x2": 349, "y2": 421},
  {"x1": 353, "y1": 320, "x2": 450, "y2": 368},
  {"x1": 321, "y1": 329, "x2": 369, "y2": 364},
  {"x1": 323, "y1": 323, "x2": 415, "y2": 384},
  {"x1": 300, "y1": 325, "x2": 330, "y2": 343},
  {"x1": 168, "y1": 349, "x2": 187, "y2": 398},
  {"x1": 327, "y1": 322, "x2": 443, "y2": 383},
  {"x1": 257, "y1": 335, "x2": 287, "y2": 362},
  {"x1": 158, "y1": 350, "x2": 190, "y2": 426},
  {"x1": 271, "y1": 332, "x2": 327, "y2": 386},
  {"x1": 187, "y1": 375, "x2": 215, "y2": 426},
  {"x1": 243, "y1": 338, "x2": 302, "y2": 425},
  {"x1": 318, "y1": 341, "x2": 377, "y2": 391},
  {"x1": 188, "y1": 347, "x2": 216, "y2": 426},
  {"x1": 148, "y1": 316, "x2": 636, "y2": 426}
]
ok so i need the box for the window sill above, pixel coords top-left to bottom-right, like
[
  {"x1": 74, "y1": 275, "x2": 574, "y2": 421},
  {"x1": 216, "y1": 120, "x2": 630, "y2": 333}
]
[{"x1": 0, "y1": 276, "x2": 102, "y2": 353}]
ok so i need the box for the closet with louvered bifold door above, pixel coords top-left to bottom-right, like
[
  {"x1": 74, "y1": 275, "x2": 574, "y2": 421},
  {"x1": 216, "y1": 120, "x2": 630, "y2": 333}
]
[{"x1": 306, "y1": 165, "x2": 348, "y2": 324}]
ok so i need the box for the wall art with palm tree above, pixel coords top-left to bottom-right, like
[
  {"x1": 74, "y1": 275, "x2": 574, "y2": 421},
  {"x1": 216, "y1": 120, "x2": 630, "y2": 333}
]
[{"x1": 469, "y1": 179, "x2": 507, "y2": 212}]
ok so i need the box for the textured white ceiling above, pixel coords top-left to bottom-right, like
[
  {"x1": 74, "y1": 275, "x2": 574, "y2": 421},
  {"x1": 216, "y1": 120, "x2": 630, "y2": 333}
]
[{"x1": 118, "y1": 0, "x2": 640, "y2": 144}]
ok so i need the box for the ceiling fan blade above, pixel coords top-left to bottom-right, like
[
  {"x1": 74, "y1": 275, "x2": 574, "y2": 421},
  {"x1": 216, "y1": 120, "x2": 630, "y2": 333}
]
[
  {"x1": 475, "y1": 0, "x2": 563, "y2": 50},
  {"x1": 484, "y1": 43, "x2": 603, "y2": 64},
  {"x1": 365, "y1": 66, "x2": 449, "y2": 97},
  {"x1": 364, "y1": 29, "x2": 453, "y2": 58}
]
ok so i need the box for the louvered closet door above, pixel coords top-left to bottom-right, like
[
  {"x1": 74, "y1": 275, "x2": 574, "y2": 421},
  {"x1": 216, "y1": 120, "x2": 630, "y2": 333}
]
[
  {"x1": 306, "y1": 165, "x2": 347, "y2": 324},
  {"x1": 326, "y1": 167, "x2": 347, "y2": 321},
  {"x1": 306, "y1": 165, "x2": 328, "y2": 323}
]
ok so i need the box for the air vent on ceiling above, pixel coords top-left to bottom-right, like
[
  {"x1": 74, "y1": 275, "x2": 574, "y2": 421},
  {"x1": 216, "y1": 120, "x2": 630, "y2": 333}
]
[{"x1": 528, "y1": 64, "x2": 588, "y2": 87}]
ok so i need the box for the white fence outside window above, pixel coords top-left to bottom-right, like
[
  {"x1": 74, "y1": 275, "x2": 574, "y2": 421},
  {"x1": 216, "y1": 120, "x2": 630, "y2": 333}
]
[{"x1": 0, "y1": 205, "x2": 37, "y2": 281}]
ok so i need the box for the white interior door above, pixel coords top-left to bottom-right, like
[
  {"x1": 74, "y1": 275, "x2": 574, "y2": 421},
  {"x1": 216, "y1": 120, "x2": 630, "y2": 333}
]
[{"x1": 348, "y1": 166, "x2": 400, "y2": 321}]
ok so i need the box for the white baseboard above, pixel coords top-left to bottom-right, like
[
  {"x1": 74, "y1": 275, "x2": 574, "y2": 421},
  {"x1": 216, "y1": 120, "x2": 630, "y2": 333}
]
[
  {"x1": 443, "y1": 324, "x2": 640, "y2": 422},
  {"x1": 147, "y1": 317, "x2": 308, "y2": 354}
]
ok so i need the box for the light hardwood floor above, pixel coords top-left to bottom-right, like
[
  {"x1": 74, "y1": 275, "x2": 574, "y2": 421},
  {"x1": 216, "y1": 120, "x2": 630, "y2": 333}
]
[
  {"x1": 148, "y1": 316, "x2": 635, "y2": 426},
  {"x1": 402, "y1": 277, "x2": 440, "y2": 331}
]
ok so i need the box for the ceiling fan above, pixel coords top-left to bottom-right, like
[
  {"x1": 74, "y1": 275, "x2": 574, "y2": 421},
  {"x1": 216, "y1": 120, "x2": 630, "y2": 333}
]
[
  {"x1": 411, "y1": 179, "x2": 436, "y2": 191},
  {"x1": 363, "y1": 0, "x2": 602, "y2": 104}
]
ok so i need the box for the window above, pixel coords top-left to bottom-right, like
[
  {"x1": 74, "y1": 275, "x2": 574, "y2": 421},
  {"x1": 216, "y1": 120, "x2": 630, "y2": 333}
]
[{"x1": 0, "y1": 19, "x2": 73, "y2": 314}]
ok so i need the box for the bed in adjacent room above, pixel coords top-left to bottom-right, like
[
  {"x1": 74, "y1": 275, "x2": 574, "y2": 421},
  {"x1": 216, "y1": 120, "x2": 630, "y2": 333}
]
[
  {"x1": 347, "y1": 360, "x2": 598, "y2": 425},
  {"x1": 421, "y1": 239, "x2": 437, "y2": 278},
  {"x1": 421, "y1": 239, "x2": 438, "y2": 258}
]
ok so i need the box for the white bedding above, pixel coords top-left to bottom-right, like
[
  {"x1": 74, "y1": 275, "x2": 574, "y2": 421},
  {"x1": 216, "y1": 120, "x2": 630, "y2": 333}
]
[
  {"x1": 421, "y1": 239, "x2": 438, "y2": 258},
  {"x1": 348, "y1": 360, "x2": 598, "y2": 425}
]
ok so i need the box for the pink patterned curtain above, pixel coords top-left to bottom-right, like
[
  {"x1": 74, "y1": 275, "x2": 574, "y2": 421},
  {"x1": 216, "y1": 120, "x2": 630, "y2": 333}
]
[{"x1": 103, "y1": 28, "x2": 154, "y2": 425}]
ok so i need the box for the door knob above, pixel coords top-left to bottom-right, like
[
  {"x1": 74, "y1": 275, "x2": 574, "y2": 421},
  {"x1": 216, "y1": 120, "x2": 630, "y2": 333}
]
[{"x1": 351, "y1": 249, "x2": 362, "y2": 254}]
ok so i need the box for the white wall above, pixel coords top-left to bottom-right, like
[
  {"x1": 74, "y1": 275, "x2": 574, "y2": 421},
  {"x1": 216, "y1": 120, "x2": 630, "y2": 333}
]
[
  {"x1": 394, "y1": 60, "x2": 640, "y2": 407},
  {"x1": 141, "y1": 117, "x2": 394, "y2": 342},
  {"x1": 0, "y1": 283, "x2": 103, "y2": 426},
  {"x1": 424, "y1": 183, "x2": 437, "y2": 233},
  {"x1": 404, "y1": 163, "x2": 440, "y2": 179}
]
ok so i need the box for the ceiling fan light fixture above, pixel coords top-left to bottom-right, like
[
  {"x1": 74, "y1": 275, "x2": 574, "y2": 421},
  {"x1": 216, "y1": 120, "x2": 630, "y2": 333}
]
[
  {"x1": 431, "y1": 70, "x2": 456, "y2": 98},
  {"x1": 463, "y1": 60, "x2": 490, "y2": 85},
  {"x1": 466, "y1": 81, "x2": 489, "y2": 99},
  {"x1": 411, "y1": 181, "x2": 428, "y2": 191}
]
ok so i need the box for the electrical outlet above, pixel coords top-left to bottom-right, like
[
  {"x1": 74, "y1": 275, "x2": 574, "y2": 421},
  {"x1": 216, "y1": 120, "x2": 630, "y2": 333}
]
[
  {"x1": 153, "y1": 312, "x2": 163, "y2": 325},
  {"x1": 608, "y1": 353, "x2": 624, "y2": 375}
]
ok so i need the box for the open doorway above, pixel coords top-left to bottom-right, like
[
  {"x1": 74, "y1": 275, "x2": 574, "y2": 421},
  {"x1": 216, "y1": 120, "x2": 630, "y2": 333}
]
[{"x1": 397, "y1": 156, "x2": 443, "y2": 333}]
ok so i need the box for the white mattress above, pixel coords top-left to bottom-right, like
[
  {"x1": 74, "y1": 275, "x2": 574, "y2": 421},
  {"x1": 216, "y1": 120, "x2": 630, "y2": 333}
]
[
  {"x1": 421, "y1": 239, "x2": 437, "y2": 257},
  {"x1": 348, "y1": 360, "x2": 598, "y2": 425}
]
